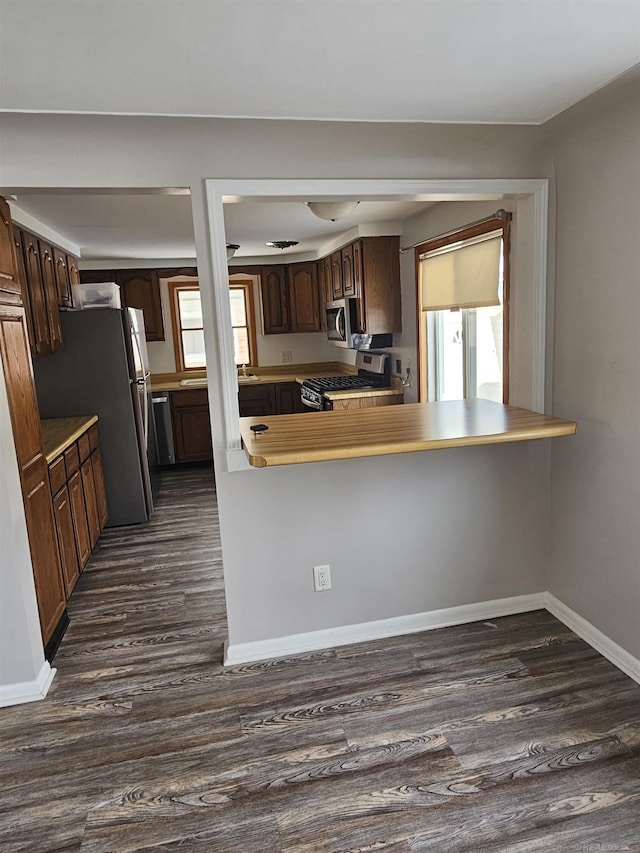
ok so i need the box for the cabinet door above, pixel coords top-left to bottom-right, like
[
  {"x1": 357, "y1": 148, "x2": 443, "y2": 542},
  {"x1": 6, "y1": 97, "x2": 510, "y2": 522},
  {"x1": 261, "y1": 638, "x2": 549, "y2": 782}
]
[
  {"x1": 322, "y1": 256, "x2": 333, "y2": 306},
  {"x1": 238, "y1": 383, "x2": 276, "y2": 417},
  {"x1": 260, "y1": 266, "x2": 289, "y2": 334},
  {"x1": 352, "y1": 239, "x2": 366, "y2": 332},
  {"x1": 22, "y1": 232, "x2": 52, "y2": 355},
  {"x1": 117, "y1": 269, "x2": 165, "y2": 341},
  {"x1": 330, "y1": 252, "x2": 343, "y2": 300},
  {"x1": 0, "y1": 197, "x2": 21, "y2": 297},
  {"x1": 0, "y1": 303, "x2": 66, "y2": 644},
  {"x1": 66, "y1": 255, "x2": 80, "y2": 287},
  {"x1": 38, "y1": 241, "x2": 63, "y2": 352},
  {"x1": 341, "y1": 244, "x2": 356, "y2": 297},
  {"x1": 91, "y1": 448, "x2": 109, "y2": 530},
  {"x1": 288, "y1": 263, "x2": 321, "y2": 333},
  {"x1": 172, "y1": 408, "x2": 214, "y2": 462},
  {"x1": 360, "y1": 237, "x2": 402, "y2": 334},
  {"x1": 12, "y1": 227, "x2": 37, "y2": 354},
  {"x1": 69, "y1": 470, "x2": 91, "y2": 570},
  {"x1": 53, "y1": 247, "x2": 73, "y2": 308},
  {"x1": 53, "y1": 486, "x2": 81, "y2": 597},
  {"x1": 274, "y1": 382, "x2": 305, "y2": 414},
  {"x1": 81, "y1": 457, "x2": 100, "y2": 549}
]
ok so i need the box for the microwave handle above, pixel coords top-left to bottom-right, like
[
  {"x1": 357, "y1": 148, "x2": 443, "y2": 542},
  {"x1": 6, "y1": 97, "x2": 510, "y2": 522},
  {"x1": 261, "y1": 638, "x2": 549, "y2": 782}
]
[{"x1": 337, "y1": 306, "x2": 345, "y2": 340}]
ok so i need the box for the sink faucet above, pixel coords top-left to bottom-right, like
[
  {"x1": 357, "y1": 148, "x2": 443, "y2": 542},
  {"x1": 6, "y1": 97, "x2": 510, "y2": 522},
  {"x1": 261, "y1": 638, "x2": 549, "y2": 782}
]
[{"x1": 240, "y1": 364, "x2": 248, "y2": 377}]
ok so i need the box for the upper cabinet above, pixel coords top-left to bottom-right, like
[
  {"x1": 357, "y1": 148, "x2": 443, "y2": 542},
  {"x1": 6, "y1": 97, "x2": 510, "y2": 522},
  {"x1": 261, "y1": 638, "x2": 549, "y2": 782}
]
[
  {"x1": 0, "y1": 197, "x2": 21, "y2": 299},
  {"x1": 116, "y1": 269, "x2": 165, "y2": 342},
  {"x1": 52, "y1": 247, "x2": 73, "y2": 308},
  {"x1": 260, "y1": 261, "x2": 323, "y2": 335},
  {"x1": 355, "y1": 236, "x2": 401, "y2": 335},
  {"x1": 37, "y1": 241, "x2": 63, "y2": 352},
  {"x1": 288, "y1": 262, "x2": 321, "y2": 333},
  {"x1": 260, "y1": 266, "x2": 289, "y2": 334}
]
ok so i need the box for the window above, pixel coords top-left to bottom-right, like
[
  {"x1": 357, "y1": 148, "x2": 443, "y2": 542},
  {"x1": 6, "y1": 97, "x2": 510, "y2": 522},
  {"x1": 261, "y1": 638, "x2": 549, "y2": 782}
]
[
  {"x1": 416, "y1": 215, "x2": 510, "y2": 403},
  {"x1": 169, "y1": 279, "x2": 258, "y2": 373},
  {"x1": 169, "y1": 282, "x2": 206, "y2": 371},
  {"x1": 229, "y1": 280, "x2": 257, "y2": 368}
]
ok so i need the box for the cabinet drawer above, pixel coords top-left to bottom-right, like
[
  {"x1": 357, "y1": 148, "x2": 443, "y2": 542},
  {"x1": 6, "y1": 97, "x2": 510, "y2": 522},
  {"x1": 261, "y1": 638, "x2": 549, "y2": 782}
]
[
  {"x1": 48, "y1": 455, "x2": 67, "y2": 496},
  {"x1": 88, "y1": 423, "x2": 99, "y2": 452},
  {"x1": 171, "y1": 389, "x2": 209, "y2": 408},
  {"x1": 64, "y1": 443, "x2": 80, "y2": 478},
  {"x1": 78, "y1": 431, "x2": 91, "y2": 462}
]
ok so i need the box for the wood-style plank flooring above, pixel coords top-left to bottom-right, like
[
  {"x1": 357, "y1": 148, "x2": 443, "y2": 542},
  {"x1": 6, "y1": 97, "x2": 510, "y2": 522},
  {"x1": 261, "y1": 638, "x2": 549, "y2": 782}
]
[{"x1": 1, "y1": 466, "x2": 639, "y2": 852}]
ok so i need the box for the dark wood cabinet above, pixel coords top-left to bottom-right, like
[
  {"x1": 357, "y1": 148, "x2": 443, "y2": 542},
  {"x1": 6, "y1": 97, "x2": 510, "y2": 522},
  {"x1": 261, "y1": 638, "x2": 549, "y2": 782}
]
[
  {"x1": 68, "y1": 469, "x2": 91, "y2": 570},
  {"x1": 22, "y1": 232, "x2": 52, "y2": 355},
  {"x1": 0, "y1": 301, "x2": 67, "y2": 646},
  {"x1": 91, "y1": 446, "x2": 108, "y2": 529},
  {"x1": 288, "y1": 263, "x2": 321, "y2": 333},
  {"x1": 260, "y1": 266, "x2": 289, "y2": 334},
  {"x1": 330, "y1": 251, "x2": 343, "y2": 299},
  {"x1": 66, "y1": 254, "x2": 80, "y2": 288},
  {"x1": 171, "y1": 389, "x2": 213, "y2": 462},
  {"x1": 12, "y1": 227, "x2": 37, "y2": 354},
  {"x1": 238, "y1": 382, "x2": 277, "y2": 417},
  {"x1": 117, "y1": 269, "x2": 165, "y2": 342},
  {"x1": 239, "y1": 381, "x2": 304, "y2": 416},
  {"x1": 52, "y1": 485, "x2": 81, "y2": 597},
  {"x1": 341, "y1": 244, "x2": 356, "y2": 297},
  {"x1": 322, "y1": 256, "x2": 333, "y2": 306},
  {"x1": 274, "y1": 381, "x2": 306, "y2": 414},
  {"x1": 38, "y1": 241, "x2": 63, "y2": 352},
  {"x1": 53, "y1": 247, "x2": 73, "y2": 308},
  {"x1": 356, "y1": 236, "x2": 401, "y2": 334},
  {"x1": 0, "y1": 197, "x2": 21, "y2": 298}
]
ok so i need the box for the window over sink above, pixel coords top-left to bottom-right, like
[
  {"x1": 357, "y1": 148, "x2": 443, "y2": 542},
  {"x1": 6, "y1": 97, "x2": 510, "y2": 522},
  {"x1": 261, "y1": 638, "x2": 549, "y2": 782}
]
[{"x1": 169, "y1": 279, "x2": 257, "y2": 371}]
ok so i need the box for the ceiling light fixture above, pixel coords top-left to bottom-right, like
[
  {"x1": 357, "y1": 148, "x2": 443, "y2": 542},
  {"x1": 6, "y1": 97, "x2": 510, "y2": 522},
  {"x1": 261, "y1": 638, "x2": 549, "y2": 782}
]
[
  {"x1": 305, "y1": 201, "x2": 359, "y2": 222},
  {"x1": 265, "y1": 240, "x2": 299, "y2": 250},
  {"x1": 226, "y1": 243, "x2": 240, "y2": 260}
]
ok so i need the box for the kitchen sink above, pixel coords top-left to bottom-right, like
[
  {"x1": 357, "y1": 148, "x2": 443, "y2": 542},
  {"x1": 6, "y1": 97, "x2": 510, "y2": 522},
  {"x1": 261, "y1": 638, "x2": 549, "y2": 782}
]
[{"x1": 180, "y1": 377, "x2": 208, "y2": 387}]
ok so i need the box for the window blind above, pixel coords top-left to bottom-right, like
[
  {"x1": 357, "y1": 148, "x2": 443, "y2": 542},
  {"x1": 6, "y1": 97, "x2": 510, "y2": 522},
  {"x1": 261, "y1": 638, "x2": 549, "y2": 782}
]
[{"x1": 419, "y1": 230, "x2": 502, "y2": 312}]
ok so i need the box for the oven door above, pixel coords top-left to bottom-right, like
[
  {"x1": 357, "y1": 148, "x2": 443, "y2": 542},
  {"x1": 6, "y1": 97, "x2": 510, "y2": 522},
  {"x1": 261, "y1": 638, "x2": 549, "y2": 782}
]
[{"x1": 300, "y1": 385, "x2": 323, "y2": 410}]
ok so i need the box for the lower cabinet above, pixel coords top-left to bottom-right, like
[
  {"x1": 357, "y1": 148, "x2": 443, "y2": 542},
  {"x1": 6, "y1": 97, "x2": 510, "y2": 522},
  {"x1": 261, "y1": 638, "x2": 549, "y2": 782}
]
[
  {"x1": 325, "y1": 392, "x2": 404, "y2": 411},
  {"x1": 48, "y1": 422, "x2": 108, "y2": 597},
  {"x1": 238, "y1": 381, "x2": 305, "y2": 417},
  {"x1": 171, "y1": 389, "x2": 213, "y2": 462}
]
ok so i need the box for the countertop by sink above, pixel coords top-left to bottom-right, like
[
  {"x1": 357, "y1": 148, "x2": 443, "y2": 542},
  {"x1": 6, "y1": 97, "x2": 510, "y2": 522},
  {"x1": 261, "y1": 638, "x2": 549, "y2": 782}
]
[{"x1": 151, "y1": 362, "x2": 356, "y2": 392}]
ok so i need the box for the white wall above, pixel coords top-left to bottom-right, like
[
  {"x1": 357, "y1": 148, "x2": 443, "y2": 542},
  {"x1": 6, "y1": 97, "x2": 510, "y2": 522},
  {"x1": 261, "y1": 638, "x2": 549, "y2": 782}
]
[
  {"x1": 544, "y1": 70, "x2": 640, "y2": 659},
  {"x1": 0, "y1": 113, "x2": 554, "y2": 675}
]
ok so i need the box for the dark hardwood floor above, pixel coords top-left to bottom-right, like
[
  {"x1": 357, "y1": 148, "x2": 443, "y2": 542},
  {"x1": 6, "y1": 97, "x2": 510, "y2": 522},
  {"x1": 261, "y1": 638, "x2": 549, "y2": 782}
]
[{"x1": 1, "y1": 466, "x2": 639, "y2": 852}]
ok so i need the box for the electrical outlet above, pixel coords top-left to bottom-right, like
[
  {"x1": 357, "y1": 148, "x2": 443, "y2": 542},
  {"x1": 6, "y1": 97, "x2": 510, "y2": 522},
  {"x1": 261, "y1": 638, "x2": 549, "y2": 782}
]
[
  {"x1": 281, "y1": 350, "x2": 292, "y2": 363},
  {"x1": 313, "y1": 564, "x2": 331, "y2": 592}
]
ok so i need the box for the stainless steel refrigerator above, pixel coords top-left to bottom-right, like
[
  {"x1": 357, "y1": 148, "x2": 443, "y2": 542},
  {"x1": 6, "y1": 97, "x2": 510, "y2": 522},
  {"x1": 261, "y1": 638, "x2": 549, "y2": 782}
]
[{"x1": 33, "y1": 307, "x2": 157, "y2": 526}]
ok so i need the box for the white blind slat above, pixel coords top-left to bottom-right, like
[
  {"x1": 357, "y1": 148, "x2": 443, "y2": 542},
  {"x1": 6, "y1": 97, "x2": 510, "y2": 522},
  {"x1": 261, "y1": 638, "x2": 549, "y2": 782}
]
[{"x1": 420, "y1": 231, "x2": 502, "y2": 312}]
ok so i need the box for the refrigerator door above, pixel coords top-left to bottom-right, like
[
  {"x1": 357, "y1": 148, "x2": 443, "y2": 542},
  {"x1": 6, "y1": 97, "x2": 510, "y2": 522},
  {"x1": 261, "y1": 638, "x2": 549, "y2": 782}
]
[{"x1": 125, "y1": 308, "x2": 155, "y2": 515}]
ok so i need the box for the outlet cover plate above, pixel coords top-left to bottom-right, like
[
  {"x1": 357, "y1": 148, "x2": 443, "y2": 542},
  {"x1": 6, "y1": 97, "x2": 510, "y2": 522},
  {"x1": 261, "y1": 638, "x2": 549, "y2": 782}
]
[{"x1": 313, "y1": 564, "x2": 331, "y2": 592}]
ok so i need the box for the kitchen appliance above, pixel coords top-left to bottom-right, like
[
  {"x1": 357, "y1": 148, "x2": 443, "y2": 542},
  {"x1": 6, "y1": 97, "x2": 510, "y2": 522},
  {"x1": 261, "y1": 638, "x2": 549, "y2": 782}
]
[
  {"x1": 152, "y1": 391, "x2": 176, "y2": 465},
  {"x1": 325, "y1": 297, "x2": 393, "y2": 350},
  {"x1": 33, "y1": 307, "x2": 158, "y2": 526},
  {"x1": 300, "y1": 351, "x2": 390, "y2": 410},
  {"x1": 325, "y1": 298, "x2": 355, "y2": 347}
]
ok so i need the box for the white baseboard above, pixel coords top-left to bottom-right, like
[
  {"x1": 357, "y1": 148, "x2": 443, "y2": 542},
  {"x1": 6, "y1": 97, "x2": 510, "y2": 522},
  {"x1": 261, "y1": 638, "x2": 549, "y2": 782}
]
[
  {"x1": 0, "y1": 662, "x2": 56, "y2": 708},
  {"x1": 224, "y1": 592, "x2": 546, "y2": 666},
  {"x1": 545, "y1": 593, "x2": 640, "y2": 685}
]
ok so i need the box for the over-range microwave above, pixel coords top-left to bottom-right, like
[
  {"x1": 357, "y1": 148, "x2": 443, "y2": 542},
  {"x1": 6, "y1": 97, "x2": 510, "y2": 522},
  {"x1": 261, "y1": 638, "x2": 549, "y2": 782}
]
[{"x1": 325, "y1": 298, "x2": 355, "y2": 347}]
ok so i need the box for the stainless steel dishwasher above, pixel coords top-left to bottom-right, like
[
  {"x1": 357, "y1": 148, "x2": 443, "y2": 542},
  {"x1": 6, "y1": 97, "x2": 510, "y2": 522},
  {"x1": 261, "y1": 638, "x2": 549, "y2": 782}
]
[{"x1": 152, "y1": 392, "x2": 176, "y2": 464}]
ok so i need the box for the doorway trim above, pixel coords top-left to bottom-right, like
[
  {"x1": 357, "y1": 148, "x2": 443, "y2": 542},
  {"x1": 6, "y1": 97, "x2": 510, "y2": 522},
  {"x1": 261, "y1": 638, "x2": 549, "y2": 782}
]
[{"x1": 203, "y1": 179, "x2": 549, "y2": 471}]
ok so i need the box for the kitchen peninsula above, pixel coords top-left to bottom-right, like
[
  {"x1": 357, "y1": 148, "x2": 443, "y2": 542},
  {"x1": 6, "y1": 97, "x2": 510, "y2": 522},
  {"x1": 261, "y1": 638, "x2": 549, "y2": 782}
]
[{"x1": 239, "y1": 399, "x2": 578, "y2": 468}]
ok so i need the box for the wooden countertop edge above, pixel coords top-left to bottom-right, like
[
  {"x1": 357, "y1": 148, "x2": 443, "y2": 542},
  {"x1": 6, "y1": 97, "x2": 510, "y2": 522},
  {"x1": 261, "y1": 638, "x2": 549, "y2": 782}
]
[
  {"x1": 41, "y1": 415, "x2": 99, "y2": 463},
  {"x1": 239, "y1": 401, "x2": 578, "y2": 468},
  {"x1": 323, "y1": 388, "x2": 404, "y2": 400},
  {"x1": 242, "y1": 421, "x2": 578, "y2": 468}
]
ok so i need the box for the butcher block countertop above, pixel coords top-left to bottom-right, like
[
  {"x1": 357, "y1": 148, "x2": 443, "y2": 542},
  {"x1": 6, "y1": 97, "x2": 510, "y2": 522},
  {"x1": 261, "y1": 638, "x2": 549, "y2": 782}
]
[
  {"x1": 151, "y1": 362, "x2": 355, "y2": 392},
  {"x1": 41, "y1": 415, "x2": 98, "y2": 464},
  {"x1": 239, "y1": 399, "x2": 577, "y2": 468}
]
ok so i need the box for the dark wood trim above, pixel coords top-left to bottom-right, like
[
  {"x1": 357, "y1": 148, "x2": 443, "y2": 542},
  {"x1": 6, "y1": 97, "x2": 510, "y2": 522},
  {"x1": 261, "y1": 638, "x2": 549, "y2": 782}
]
[{"x1": 43, "y1": 608, "x2": 69, "y2": 663}]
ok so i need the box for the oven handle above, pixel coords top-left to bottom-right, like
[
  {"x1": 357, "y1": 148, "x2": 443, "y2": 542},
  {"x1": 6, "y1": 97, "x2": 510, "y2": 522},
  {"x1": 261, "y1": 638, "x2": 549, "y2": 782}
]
[{"x1": 301, "y1": 396, "x2": 322, "y2": 411}]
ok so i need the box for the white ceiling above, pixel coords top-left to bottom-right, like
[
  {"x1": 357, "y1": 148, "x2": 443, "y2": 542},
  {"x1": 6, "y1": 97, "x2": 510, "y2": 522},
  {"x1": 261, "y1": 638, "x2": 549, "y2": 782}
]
[
  {"x1": 10, "y1": 192, "x2": 437, "y2": 261},
  {"x1": 1, "y1": 0, "x2": 638, "y2": 124}
]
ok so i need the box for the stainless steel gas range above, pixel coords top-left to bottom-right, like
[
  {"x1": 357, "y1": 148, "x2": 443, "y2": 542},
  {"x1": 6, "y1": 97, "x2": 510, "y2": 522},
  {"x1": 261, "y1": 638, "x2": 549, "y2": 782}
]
[{"x1": 300, "y1": 351, "x2": 390, "y2": 411}]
